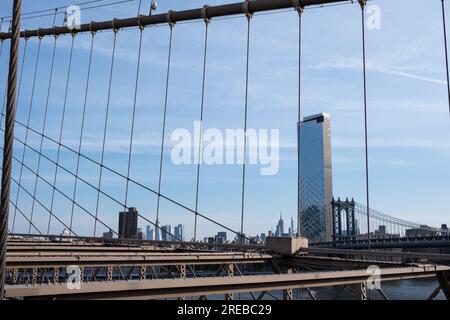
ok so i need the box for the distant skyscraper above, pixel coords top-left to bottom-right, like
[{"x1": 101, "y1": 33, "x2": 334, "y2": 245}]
[
  {"x1": 161, "y1": 225, "x2": 172, "y2": 241},
  {"x1": 275, "y1": 212, "x2": 284, "y2": 237},
  {"x1": 298, "y1": 113, "x2": 333, "y2": 243},
  {"x1": 217, "y1": 232, "x2": 227, "y2": 242},
  {"x1": 118, "y1": 207, "x2": 138, "y2": 239},
  {"x1": 146, "y1": 225, "x2": 154, "y2": 240},
  {"x1": 174, "y1": 224, "x2": 184, "y2": 242},
  {"x1": 290, "y1": 217, "x2": 294, "y2": 237},
  {"x1": 155, "y1": 219, "x2": 161, "y2": 241}
]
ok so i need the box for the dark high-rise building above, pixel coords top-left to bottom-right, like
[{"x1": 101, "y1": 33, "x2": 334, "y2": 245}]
[
  {"x1": 217, "y1": 232, "x2": 227, "y2": 242},
  {"x1": 298, "y1": 113, "x2": 333, "y2": 243},
  {"x1": 161, "y1": 225, "x2": 173, "y2": 242},
  {"x1": 118, "y1": 207, "x2": 138, "y2": 239},
  {"x1": 174, "y1": 224, "x2": 184, "y2": 242}
]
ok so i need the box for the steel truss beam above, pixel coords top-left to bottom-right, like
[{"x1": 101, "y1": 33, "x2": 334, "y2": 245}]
[
  {"x1": 0, "y1": 0, "x2": 350, "y2": 40},
  {"x1": 5, "y1": 266, "x2": 449, "y2": 300}
]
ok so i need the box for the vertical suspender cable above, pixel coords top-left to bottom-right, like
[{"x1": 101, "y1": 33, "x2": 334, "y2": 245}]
[
  {"x1": 47, "y1": 34, "x2": 75, "y2": 234},
  {"x1": 442, "y1": 0, "x2": 450, "y2": 116},
  {"x1": 1, "y1": 38, "x2": 26, "y2": 150},
  {"x1": 359, "y1": 0, "x2": 371, "y2": 250},
  {"x1": 70, "y1": 32, "x2": 95, "y2": 235},
  {"x1": 294, "y1": 1, "x2": 303, "y2": 238},
  {"x1": 28, "y1": 9, "x2": 59, "y2": 234},
  {"x1": 124, "y1": 24, "x2": 144, "y2": 209},
  {"x1": 0, "y1": 0, "x2": 21, "y2": 300},
  {"x1": 155, "y1": 15, "x2": 174, "y2": 240},
  {"x1": 240, "y1": 1, "x2": 252, "y2": 242},
  {"x1": 8, "y1": 38, "x2": 28, "y2": 231},
  {"x1": 11, "y1": 39, "x2": 41, "y2": 233},
  {"x1": 193, "y1": 6, "x2": 210, "y2": 242},
  {"x1": 94, "y1": 26, "x2": 118, "y2": 237}
]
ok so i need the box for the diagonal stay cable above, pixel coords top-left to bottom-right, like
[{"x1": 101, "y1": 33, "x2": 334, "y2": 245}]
[
  {"x1": 47, "y1": 33, "x2": 76, "y2": 234},
  {"x1": 0, "y1": 137, "x2": 118, "y2": 236},
  {"x1": 11, "y1": 38, "x2": 41, "y2": 233},
  {"x1": 28, "y1": 10, "x2": 59, "y2": 234},
  {"x1": 69, "y1": 32, "x2": 95, "y2": 235},
  {"x1": 0, "y1": 144, "x2": 78, "y2": 235},
  {"x1": 1, "y1": 129, "x2": 182, "y2": 240},
  {"x1": 2, "y1": 115, "x2": 250, "y2": 239},
  {"x1": 93, "y1": 27, "x2": 118, "y2": 237},
  {"x1": 193, "y1": 7, "x2": 210, "y2": 242},
  {"x1": 124, "y1": 25, "x2": 144, "y2": 209},
  {"x1": 0, "y1": 166, "x2": 43, "y2": 234},
  {"x1": 155, "y1": 19, "x2": 174, "y2": 236}
]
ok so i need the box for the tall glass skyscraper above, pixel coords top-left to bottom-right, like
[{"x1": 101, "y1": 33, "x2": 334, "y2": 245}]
[{"x1": 298, "y1": 113, "x2": 333, "y2": 243}]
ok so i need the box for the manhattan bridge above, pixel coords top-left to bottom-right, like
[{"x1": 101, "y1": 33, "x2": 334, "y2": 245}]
[{"x1": 0, "y1": 0, "x2": 449, "y2": 300}]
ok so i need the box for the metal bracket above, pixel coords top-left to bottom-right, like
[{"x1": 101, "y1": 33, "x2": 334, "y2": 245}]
[
  {"x1": 167, "y1": 10, "x2": 176, "y2": 28},
  {"x1": 292, "y1": 0, "x2": 304, "y2": 14},
  {"x1": 112, "y1": 18, "x2": 120, "y2": 33},
  {"x1": 24, "y1": 29, "x2": 31, "y2": 40},
  {"x1": 137, "y1": 15, "x2": 145, "y2": 31},
  {"x1": 89, "y1": 21, "x2": 97, "y2": 36},
  {"x1": 201, "y1": 5, "x2": 211, "y2": 25},
  {"x1": 243, "y1": 0, "x2": 253, "y2": 20},
  {"x1": 358, "y1": 0, "x2": 367, "y2": 9},
  {"x1": 37, "y1": 28, "x2": 43, "y2": 40}
]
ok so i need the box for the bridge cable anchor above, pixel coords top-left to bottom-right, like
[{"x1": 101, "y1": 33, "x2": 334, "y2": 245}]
[
  {"x1": 201, "y1": 5, "x2": 211, "y2": 25},
  {"x1": 37, "y1": 28, "x2": 44, "y2": 40},
  {"x1": 358, "y1": 0, "x2": 367, "y2": 10},
  {"x1": 243, "y1": 0, "x2": 253, "y2": 21},
  {"x1": 167, "y1": 10, "x2": 176, "y2": 29},
  {"x1": 112, "y1": 18, "x2": 120, "y2": 33},
  {"x1": 292, "y1": 0, "x2": 304, "y2": 14},
  {"x1": 89, "y1": 21, "x2": 97, "y2": 36},
  {"x1": 137, "y1": 15, "x2": 145, "y2": 31}
]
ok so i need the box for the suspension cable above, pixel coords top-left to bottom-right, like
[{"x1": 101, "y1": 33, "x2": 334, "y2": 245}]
[
  {"x1": 47, "y1": 33, "x2": 76, "y2": 234},
  {"x1": 28, "y1": 10, "x2": 59, "y2": 234},
  {"x1": 358, "y1": 0, "x2": 371, "y2": 250},
  {"x1": 11, "y1": 38, "x2": 41, "y2": 233},
  {"x1": 442, "y1": 0, "x2": 450, "y2": 116},
  {"x1": 155, "y1": 16, "x2": 174, "y2": 239},
  {"x1": 193, "y1": 6, "x2": 210, "y2": 242},
  {"x1": 8, "y1": 37, "x2": 29, "y2": 231},
  {"x1": 94, "y1": 26, "x2": 118, "y2": 237},
  {"x1": 240, "y1": 1, "x2": 252, "y2": 242},
  {"x1": 69, "y1": 31, "x2": 95, "y2": 235},
  {"x1": 294, "y1": 0, "x2": 303, "y2": 238},
  {"x1": 124, "y1": 25, "x2": 144, "y2": 209}
]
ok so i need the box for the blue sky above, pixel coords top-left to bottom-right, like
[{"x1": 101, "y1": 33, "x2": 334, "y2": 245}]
[{"x1": 0, "y1": 0, "x2": 449, "y2": 240}]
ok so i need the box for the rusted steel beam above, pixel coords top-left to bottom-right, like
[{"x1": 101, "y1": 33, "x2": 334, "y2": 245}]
[
  {"x1": 0, "y1": 0, "x2": 350, "y2": 40},
  {"x1": 5, "y1": 265, "x2": 449, "y2": 300}
]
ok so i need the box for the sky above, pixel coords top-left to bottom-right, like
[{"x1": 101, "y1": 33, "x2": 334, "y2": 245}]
[{"x1": 0, "y1": 0, "x2": 449, "y2": 240}]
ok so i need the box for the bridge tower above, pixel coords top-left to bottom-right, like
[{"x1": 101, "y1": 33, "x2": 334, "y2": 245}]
[{"x1": 332, "y1": 197, "x2": 356, "y2": 240}]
